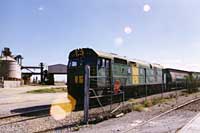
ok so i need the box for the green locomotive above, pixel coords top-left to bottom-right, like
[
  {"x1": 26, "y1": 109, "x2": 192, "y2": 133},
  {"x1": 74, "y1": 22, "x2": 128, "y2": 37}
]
[{"x1": 67, "y1": 48, "x2": 164, "y2": 108}]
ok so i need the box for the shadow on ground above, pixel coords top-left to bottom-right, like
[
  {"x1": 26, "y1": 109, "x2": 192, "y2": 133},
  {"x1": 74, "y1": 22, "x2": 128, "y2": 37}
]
[{"x1": 10, "y1": 105, "x2": 51, "y2": 117}]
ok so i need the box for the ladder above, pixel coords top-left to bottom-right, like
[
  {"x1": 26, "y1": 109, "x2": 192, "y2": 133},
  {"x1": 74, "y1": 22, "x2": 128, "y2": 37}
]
[{"x1": 0, "y1": 77, "x2": 4, "y2": 88}]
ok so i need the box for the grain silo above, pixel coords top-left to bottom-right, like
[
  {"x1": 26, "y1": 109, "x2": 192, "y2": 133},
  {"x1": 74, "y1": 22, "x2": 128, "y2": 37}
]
[{"x1": 0, "y1": 48, "x2": 22, "y2": 88}]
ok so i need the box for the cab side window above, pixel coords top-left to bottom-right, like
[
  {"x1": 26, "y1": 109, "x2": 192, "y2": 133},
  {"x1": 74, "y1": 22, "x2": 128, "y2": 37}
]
[{"x1": 98, "y1": 58, "x2": 106, "y2": 68}]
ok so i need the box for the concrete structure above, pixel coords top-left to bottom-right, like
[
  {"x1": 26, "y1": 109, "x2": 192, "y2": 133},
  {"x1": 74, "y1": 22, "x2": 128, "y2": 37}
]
[
  {"x1": 3, "y1": 81, "x2": 21, "y2": 88},
  {"x1": 179, "y1": 113, "x2": 200, "y2": 133}
]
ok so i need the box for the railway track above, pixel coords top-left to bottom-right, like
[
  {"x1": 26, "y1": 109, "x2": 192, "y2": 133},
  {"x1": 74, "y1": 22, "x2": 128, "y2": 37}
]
[
  {"x1": 31, "y1": 92, "x2": 200, "y2": 133},
  {"x1": 34, "y1": 121, "x2": 80, "y2": 133},
  {"x1": 33, "y1": 97, "x2": 200, "y2": 133},
  {"x1": 122, "y1": 97, "x2": 200, "y2": 133},
  {"x1": 0, "y1": 107, "x2": 50, "y2": 127},
  {"x1": 0, "y1": 91, "x2": 199, "y2": 133}
]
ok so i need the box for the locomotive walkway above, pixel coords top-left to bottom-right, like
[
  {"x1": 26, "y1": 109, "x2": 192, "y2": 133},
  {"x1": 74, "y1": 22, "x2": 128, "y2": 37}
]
[{"x1": 179, "y1": 113, "x2": 200, "y2": 133}]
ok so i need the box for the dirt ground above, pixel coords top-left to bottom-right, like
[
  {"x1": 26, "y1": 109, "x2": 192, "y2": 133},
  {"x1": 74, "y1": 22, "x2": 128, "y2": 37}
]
[{"x1": 0, "y1": 85, "x2": 67, "y2": 115}]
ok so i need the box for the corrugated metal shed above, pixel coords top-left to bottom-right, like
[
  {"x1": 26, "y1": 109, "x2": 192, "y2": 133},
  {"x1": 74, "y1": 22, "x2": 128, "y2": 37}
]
[{"x1": 48, "y1": 64, "x2": 67, "y2": 74}]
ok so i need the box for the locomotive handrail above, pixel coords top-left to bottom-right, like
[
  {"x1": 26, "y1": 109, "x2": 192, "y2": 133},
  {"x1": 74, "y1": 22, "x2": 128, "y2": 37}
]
[
  {"x1": 89, "y1": 91, "x2": 124, "y2": 99},
  {"x1": 89, "y1": 76, "x2": 129, "y2": 78},
  {"x1": 89, "y1": 88, "x2": 105, "y2": 113}
]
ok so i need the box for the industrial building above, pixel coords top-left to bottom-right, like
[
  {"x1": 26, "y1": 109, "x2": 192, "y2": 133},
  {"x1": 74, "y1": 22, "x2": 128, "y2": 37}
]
[
  {"x1": 0, "y1": 48, "x2": 23, "y2": 88},
  {"x1": 0, "y1": 47, "x2": 68, "y2": 88}
]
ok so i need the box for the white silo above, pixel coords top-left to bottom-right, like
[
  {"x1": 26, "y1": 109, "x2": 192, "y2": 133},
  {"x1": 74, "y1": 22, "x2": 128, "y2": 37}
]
[
  {"x1": 0, "y1": 48, "x2": 22, "y2": 88},
  {"x1": 0, "y1": 56, "x2": 21, "y2": 80}
]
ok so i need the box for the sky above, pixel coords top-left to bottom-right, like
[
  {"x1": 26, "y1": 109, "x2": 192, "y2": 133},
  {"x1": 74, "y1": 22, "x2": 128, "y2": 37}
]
[{"x1": 0, "y1": 0, "x2": 200, "y2": 71}]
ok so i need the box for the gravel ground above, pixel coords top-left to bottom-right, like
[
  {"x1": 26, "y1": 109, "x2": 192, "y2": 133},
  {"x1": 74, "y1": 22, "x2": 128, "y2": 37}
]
[
  {"x1": 0, "y1": 111, "x2": 83, "y2": 133},
  {"x1": 0, "y1": 90, "x2": 199, "y2": 133},
  {"x1": 71, "y1": 91, "x2": 200, "y2": 133},
  {"x1": 133, "y1": 99, "x2": 200, "y2": 133}
]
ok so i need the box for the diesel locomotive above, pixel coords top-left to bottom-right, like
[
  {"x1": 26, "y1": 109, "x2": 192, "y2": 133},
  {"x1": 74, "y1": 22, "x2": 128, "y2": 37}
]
[{"x1": 67, "y1": 48, "x2": 200, "y2": 108}]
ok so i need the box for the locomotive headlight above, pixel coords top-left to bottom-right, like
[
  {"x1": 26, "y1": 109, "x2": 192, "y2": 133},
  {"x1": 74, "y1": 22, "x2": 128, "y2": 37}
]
[{"x1": 50, "y1": 93, "x2": 76, "y2": 120}]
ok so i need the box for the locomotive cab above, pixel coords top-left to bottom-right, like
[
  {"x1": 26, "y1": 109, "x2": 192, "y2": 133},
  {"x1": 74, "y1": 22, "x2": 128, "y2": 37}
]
[
  {"x1": 67, "y1": 48, "x2": 113, "y2": 109},
  {"x1": 67, "y1": 48, "x2": 99, "y2": 109}
]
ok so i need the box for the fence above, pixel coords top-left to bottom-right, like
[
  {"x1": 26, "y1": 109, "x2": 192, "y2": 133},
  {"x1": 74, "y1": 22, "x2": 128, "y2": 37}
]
[
  {"x1": 82, "y1": 65, "x2": 200, "y2": 124},
  {"x1": 83, "y1": 65, "x2": 125, "y2": 124}
]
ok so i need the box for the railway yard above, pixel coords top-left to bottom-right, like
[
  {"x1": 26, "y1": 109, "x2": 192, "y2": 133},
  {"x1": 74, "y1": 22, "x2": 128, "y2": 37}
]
[
  {"x1": 0, "y1": 46, "x2": 199, "y2": 133},
  {"x1": 0, "y1": 85, "x2": 199, "y2": 133},
  {"x1": 1, "y1": 1, "x2": 200, "y2": 132},
  {"x1": 0, "y1": 48, "x2": 200, "y2": 133},
  {"x1": 71, "y1": 91, "x2": 200, "y2": 133}
]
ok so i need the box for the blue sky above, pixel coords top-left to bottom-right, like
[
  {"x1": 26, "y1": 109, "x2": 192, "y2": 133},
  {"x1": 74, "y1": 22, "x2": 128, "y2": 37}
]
[{"x1": 0, "y1": 0, "x2": 200, "y2": 71}]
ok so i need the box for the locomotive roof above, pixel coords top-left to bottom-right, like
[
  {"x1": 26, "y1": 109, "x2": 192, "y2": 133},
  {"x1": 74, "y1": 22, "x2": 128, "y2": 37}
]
[
  {"x1": 151, "y1": 63, "x2": 163, "y2": 68},
  {"x1": 95, "y1": 49, "x2": 128, "y2": 60},
  {"x1": 164, "y1": 68, "x2": 191, "y2": 73},
  {"x1": 70, "y1": 48, "x2": 163, "y2": 68},
  {"x1": 128, "y1": 58, "x2": 151, "y2": 67},
  {"x1": 70, "y1": 48, "x2": 200, "y2": 72},
  {"x1": 94, "y1": 49, "x2": 163, "y2": 68}
]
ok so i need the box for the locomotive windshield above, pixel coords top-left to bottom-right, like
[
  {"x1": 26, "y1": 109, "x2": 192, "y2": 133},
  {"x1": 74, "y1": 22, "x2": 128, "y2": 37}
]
[
  {"x1": 68, "y1": 60, "x2": 78, "y2": 67},
  {"x1": 68, "y1": 59, "x2": 83, "y2": 67}
]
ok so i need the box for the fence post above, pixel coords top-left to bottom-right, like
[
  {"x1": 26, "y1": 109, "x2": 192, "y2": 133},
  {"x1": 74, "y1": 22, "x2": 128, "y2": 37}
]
[
  {"x1": 175, "y1": 80, "x2": 178, "y2": 104},
  {"x1": 84, "y1": 65, "x2": 90, "y2": 124},
  {"x1": 144, "y1": 68, "x2": 147, "y2": 101},
  {"x1": 161, "y1": 72, "x2": 164, "y2": 98}
]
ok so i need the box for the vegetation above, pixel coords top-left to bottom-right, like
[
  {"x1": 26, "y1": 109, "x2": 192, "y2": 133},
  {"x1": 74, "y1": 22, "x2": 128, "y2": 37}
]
[
  {"x1": 27, "y1": 87, "x2": 66, "y2": 94},
  {"x1": 128, "y1": 98, "x2": 137, "y2": 104},
  {"x1": 143, "y1": 100, "x2": 153, "y2": 107},
  {"x1": 129, "y1": 97, "x2": 171, "y2": 112},
  {"x1": 132, "y1": 104, "x2": 145, "y2": 112},
  {"x1": 186, "y1": 75, "x2": 200, "y2": 94},
  {"x1": 151, "y1": 97, "x2": 169, "y2": 105}
]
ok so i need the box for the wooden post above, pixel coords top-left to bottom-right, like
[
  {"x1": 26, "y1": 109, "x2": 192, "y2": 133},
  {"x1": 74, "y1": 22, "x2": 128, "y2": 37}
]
[{"x1": 84, "y1": 65, "x2": 90, "y2": 124}]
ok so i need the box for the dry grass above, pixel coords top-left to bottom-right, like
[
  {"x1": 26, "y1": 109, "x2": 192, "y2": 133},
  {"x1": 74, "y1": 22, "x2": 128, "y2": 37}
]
[
  {"x1": 27, "y1": 87, "x2": 66, "y2": 94},
  {"x1": 143, "y1": 100, "x2": 153, "y2": 107},
  {"x1": 129, "y1": 97, "x2": 172, "y2": 112},
  {"x1": 132, "y1": 104, "x2": 145, "y2": 112},
  {"x1": 128, "y1": 98, "x2": 137, "y2": 104},
  {"x1": 151, "y1": 97, "x2": 170, "y2": 105}
]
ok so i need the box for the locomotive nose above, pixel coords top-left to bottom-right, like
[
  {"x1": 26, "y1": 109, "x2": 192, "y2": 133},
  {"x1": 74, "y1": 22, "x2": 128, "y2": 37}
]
[{"x1": 67, "y1": 65, "x2": 85, "y2": 110}]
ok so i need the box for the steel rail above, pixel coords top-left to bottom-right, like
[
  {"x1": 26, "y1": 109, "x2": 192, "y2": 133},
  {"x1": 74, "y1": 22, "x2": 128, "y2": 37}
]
[
  {"x1": 0, "y1": 114, "x2": 49, "y2": 127},
  {"x1": 122, "y1": 97, "x2": 200, "y2": 133}
]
